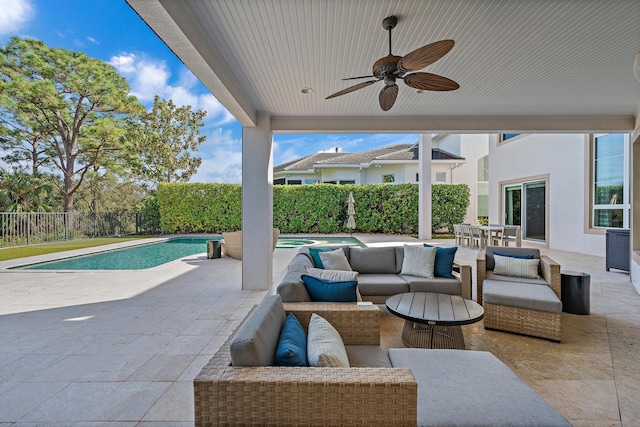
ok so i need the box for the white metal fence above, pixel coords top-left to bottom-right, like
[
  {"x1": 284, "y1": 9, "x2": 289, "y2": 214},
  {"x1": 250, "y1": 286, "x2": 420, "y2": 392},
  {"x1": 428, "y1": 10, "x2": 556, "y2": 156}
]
[{"x1": 0, "y1": 212, "x2": 140, "y2": 247}]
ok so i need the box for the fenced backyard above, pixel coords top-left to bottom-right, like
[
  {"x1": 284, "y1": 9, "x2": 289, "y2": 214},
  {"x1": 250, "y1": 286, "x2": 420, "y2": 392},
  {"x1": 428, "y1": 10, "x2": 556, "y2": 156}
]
[{"x1": 0, "y1": 212, "x2": 156, "y2": 247}]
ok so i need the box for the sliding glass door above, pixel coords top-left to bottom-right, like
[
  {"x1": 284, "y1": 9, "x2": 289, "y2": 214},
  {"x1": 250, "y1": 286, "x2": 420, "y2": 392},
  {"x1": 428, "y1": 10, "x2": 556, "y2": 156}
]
[{"x1": 503, "y1": 180, "x2": 546, "y2": 242}]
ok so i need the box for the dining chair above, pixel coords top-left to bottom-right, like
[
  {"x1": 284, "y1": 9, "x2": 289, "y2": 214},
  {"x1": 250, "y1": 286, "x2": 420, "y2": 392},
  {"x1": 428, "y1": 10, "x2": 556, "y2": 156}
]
[
  {"x1": 470, "y1": 225, "x2": 486, "y2": 249},
  {"x1": 453, "y1": 224, "x2": 463, "y2": 246},
  {"x1": 495, "y1": 226, "x2": 518, "y2": 246},
  {"x1": 460, "y1": 224, "x2": 472, "y2": 247}
]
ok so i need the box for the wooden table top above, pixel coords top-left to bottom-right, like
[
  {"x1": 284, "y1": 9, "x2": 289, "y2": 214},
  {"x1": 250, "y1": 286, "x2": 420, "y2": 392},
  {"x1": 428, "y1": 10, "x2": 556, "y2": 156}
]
[{"x1": 386, "y1": 292, "x2": 484, "y2": 326}]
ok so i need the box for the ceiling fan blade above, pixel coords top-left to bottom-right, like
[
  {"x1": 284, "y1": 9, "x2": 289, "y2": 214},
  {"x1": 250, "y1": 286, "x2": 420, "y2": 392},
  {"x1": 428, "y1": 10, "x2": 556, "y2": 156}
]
[
  {"x1": 397, "y1": 39, "x2": 455, "y2": 72},
  {"x1": 326, "y1": 80, "x2": 378, "y2": 99},
  {"x1": 379, "y1": 84, "x2": 398, "y2": 111},
  {"x1": 404, "y1": 72, "x2": 460, "y2": 91},
  {"x1": 342, "y1": 75, "x2": 376, "y2": 80}
]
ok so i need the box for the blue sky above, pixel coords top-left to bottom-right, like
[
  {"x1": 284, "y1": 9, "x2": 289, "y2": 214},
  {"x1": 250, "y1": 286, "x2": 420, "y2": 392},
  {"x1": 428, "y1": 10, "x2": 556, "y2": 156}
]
[{"x1": 0, "y1": 0, "x2": 418, "y2": 183}]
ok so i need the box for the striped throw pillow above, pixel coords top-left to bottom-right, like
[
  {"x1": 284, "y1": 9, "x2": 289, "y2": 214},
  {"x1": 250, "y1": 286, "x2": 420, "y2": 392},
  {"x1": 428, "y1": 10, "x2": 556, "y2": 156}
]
[
  {"x1": 400, "y1": 245, "x2": 437, "y2": 278},
  {"x1": 493, "y1": 254, "x2": 540, "y2": 279},
  {"x1": 307, "y1": 313, "x2": 350, "y2": 368}
]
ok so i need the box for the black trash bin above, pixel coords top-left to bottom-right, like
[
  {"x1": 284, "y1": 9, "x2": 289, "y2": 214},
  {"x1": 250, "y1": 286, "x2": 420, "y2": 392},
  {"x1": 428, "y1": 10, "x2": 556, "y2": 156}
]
[
  {"x1": 207, "y1": 240, "x2": 222, "y2": 259},
  {"x1": 560, "y1": 270, "x2": 590, "y2": 315}
]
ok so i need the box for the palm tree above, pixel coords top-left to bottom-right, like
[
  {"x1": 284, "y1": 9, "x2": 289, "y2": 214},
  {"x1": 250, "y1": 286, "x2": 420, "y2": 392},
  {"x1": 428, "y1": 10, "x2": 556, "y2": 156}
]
[{"x1": 0, "y1": 167, "x2": 55, "y2": 212}]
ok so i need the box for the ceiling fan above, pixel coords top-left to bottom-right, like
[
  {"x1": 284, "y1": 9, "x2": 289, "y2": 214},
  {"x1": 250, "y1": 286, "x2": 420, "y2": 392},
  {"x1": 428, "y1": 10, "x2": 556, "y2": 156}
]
[{"x1": 326, "y1": 16, "x2": 459, "y2": 111}]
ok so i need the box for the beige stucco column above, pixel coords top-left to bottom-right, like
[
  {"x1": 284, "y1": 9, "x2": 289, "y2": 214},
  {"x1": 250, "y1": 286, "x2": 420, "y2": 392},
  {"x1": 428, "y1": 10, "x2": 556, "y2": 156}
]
[
  {"x1": 418, "y1": 134, "x2": 433, "y2": 240},
  {"x1": 241, "y1": 113, "x2": 274, "y2": 290}
]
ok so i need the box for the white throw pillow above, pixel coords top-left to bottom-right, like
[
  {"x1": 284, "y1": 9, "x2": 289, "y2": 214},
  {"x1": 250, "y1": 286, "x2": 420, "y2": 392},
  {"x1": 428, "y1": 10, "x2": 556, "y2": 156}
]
[
  {"x1": 305, "y1": 267, "x2": 362, "y2": 301},
  {"x1": 400, "y1": 245, "x2": 437, "y2": 278},
  {"x1": 307, "y1": 313, "x2": 350, "y2": 368},
  {"x1": 319, "y1": 249, "x2": 352, "y2": 271},
  {"x1": 493, "y1": 254, "x2": 540, "y2": 279}
]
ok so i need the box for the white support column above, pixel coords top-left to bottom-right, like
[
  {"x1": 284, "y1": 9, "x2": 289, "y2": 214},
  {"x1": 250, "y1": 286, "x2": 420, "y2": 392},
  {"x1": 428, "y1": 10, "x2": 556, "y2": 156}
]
[
  {"x1": 418, "y1": 134, "x2": 433, "y2": 240},
  {"x1": 242, "y1": 113, "x2": 273, "y2": 290},
  {"x1": 631, "y1": 130, "x2": 640, "y2": 294}
]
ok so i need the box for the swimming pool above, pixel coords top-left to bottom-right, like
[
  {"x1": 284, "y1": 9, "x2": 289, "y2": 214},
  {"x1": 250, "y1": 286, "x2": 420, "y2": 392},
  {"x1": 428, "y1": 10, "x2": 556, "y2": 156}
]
[{"x1": 12, "y1": 235, "x2": 364, "y2": 270}]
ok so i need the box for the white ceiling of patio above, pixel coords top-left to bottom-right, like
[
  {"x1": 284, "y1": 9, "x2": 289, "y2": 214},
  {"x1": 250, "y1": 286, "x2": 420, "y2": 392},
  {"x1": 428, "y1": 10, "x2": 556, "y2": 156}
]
[{"x1": 127, "y1": 0, "x2": 640, "y2": 133}]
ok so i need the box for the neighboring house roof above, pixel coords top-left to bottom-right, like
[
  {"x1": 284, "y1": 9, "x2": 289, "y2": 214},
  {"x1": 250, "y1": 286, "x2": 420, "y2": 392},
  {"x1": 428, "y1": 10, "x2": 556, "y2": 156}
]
[
  {"x1": 274, "y1": 143, "x2": 464, "y2": 172},
  {"x1": 273, "y1": 152, "x2": 345, "y2": 173}
]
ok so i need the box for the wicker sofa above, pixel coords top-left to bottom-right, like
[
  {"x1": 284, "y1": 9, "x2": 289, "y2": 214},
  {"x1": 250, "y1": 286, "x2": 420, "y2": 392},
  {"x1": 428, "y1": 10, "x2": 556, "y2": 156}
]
[
  {"x1": 277, "y1": 245, "x2": 471, "y2": 304},
  {"x1": 193, "y1": 295, "x2": 571, "y2": 426},
  {"x1": 476, "y1": 246, "x2": 562, "y2": 342}
]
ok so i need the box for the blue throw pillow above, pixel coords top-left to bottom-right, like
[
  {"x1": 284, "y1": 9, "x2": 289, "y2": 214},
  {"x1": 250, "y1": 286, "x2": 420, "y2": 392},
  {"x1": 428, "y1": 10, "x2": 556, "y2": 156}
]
[
  {"x1": 493, "y1": 251, "x2": 534, "y2": 259},
  {"x1": 275, "y1": 313, "x2": 308, "y2": 366},
  {"x1": 301, "y1": 275, "x2": 358, "y2": 302},
  {"x1": 424, "y1": 244, "x2": 457, "y2": 279},
  {"x1": 308, "y1": 247, "x2": 332, "y2": 268}
]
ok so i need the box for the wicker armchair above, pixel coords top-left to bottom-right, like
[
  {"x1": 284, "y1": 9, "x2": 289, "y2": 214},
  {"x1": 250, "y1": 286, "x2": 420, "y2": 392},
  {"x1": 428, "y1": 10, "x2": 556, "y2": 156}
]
[
  {"x1": 221, "y1": 228, "x2": 280, "y2": 259},
  {"x1": 476, "y1": 246, "x2": 562, "y2": 342},
  {"x1": 194, "y1": 302, "x2": 417, "y2": 426}
]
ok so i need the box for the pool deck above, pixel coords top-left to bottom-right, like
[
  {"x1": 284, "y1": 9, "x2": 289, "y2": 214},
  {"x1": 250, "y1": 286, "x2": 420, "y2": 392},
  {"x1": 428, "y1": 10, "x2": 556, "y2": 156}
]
[{"x1": 0, "y1": 234, "x2": 639, "y2": 425}]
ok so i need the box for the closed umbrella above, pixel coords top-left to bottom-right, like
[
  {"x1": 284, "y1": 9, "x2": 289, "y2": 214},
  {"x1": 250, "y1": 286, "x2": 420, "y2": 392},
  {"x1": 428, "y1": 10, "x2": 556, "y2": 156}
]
[{"x1": 347, "y1": 192, "x2": 356, "y2": 234}]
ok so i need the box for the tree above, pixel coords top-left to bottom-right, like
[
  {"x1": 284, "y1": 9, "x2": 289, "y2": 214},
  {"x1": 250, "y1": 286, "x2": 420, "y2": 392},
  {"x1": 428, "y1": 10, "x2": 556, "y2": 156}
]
[
  {"x1": 0, "y1": 167, "x2": 57, "y2": 212},
  {"x1": 130, "y1": 95, "x2": 206, "y2": 186},
  {"x1": 0, "y1": 37, "x2": 144, "y2": 212}
]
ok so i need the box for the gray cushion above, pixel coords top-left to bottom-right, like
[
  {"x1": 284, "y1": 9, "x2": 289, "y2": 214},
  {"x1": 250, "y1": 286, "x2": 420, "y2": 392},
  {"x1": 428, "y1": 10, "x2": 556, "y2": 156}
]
[
  {"x1": 402, "y1": 276, "x2": 462, "y2": 295},
  {"x1": 394, "y1": 247, "x2": 404, "y2": 274},
  {"x1": 356, "y1": 274, "x2": 409, "y2": 296},
  {"x1": 349, "y1": 247, "x2": 397, "y2": 274},
  {"x1": 388, "y1": 348, "x2": 571, "y2": 427},
  {"x1": 486, "y1": 270, "x2": 548, "y2": 286},
  {"x1": 230, "y1": 295, "x2": 286, "y2": 366},
  {"x1": 485, "y1": 246, "x2": 540, "y2": 270},
  {"x1": 483, "y1": 280, "x2": 562, "y2": 313},
  {"x1": 276, "y1": 253, "x2": 313, "y2": 302},
  {"x1": 345, "y1": 345, "x2": 392, "y2": 368}
]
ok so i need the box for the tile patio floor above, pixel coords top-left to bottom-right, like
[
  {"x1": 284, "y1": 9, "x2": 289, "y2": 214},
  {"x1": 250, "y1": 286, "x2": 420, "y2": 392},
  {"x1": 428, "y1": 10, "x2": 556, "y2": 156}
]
[{"x1": 0, "y1": 234, "x2": 638, "y2": 426}]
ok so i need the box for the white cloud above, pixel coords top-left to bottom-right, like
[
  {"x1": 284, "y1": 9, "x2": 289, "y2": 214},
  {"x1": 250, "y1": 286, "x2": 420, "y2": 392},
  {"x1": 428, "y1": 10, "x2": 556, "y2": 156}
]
[
  {"x1": 0, "y1": 0, "x2": 34, "y2": 36},
  {"x1": 109, "y1": 52, "x2": 235, "y2": 125},
  {"x1": 190, "y1": 127, "x2": 242, "y2": 183},
  {"x1": 86, "y1": 36, "x2": 99, "y2": 45}
]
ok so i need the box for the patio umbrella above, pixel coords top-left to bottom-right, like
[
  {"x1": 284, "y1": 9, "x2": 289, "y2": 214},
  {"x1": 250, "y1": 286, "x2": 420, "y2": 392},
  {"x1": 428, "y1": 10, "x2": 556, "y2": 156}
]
[{"x1": 347, "y1": 192, "x2": 356, "y2": 234}]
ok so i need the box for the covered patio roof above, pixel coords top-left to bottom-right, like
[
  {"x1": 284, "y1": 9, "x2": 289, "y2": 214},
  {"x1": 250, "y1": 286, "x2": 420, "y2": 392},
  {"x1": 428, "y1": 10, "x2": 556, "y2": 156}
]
[{"x1": 126, "y1": 0, "x2": 640, "y2": 134}]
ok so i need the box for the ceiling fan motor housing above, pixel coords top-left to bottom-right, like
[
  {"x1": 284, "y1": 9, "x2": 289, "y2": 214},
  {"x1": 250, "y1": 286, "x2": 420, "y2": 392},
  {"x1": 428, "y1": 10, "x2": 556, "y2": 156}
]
[{"x1": 373, "y1": 55, "x2": 402, "y2": 78}]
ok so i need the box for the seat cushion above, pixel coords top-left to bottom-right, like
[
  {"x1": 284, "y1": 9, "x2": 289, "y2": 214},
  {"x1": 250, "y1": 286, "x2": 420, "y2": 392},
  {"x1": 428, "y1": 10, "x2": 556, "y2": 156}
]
[
  {"x1": 230, "y1": 295, "x2": 285, "y2": 366},
  {"x1": 401, "y1": 276, "x2": 462, "y2": 295},
  {"x1": 356, "y1": 274, "x2": 409, "y2": 296},
  {"x1": 483, "y1": 280, "x2": 562, "y2": 313},
  {"x1": 349, "y1": 246, "x2": 397, "y2": 274},
  {"x1": 345, "y1": 345, "x2": 392, "y2": 368},
  {"x1": 388, "y1": 348, "x2": 571, "y2": 427}
]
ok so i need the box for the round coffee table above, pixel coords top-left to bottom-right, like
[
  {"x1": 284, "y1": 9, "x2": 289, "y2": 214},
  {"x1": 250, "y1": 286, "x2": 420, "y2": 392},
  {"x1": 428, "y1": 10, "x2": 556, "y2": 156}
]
[{"x1": 386, "y1": 292, "x2": 484, "y2": 349}]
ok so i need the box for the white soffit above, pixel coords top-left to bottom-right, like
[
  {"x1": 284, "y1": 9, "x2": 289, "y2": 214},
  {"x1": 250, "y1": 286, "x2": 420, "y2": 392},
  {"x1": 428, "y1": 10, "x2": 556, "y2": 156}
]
[{"x1": 127, "y1": 0, "x2": 640, "y2": 133}]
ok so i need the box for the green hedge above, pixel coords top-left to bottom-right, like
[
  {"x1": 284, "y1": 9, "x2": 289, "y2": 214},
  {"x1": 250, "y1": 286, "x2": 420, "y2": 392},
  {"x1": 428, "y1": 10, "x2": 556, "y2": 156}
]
[{"x1": 154, "y1": 182, "x2": 469, "y2": 234}]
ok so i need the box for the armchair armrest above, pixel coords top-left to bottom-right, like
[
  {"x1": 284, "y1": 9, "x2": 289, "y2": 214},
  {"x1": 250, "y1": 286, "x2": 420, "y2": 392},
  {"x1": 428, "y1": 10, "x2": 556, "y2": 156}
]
[
  {"x1": 476, "y1": 249, "x2": 487, "y2": 304},
  {"x1": 453, "y1": 261, "x2": 472, "y2": 300},
  {"x1": 283, "y1": 302, "x2": 380, "y2": 345},
  {"x1": 540, "y1": 255, "x2": 561, "y2": 298}
]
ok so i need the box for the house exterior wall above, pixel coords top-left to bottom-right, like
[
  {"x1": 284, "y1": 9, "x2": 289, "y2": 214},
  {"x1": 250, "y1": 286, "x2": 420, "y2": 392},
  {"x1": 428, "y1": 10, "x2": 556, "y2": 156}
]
[
  {"x1": 488, "y1": 133, "x2": 607, "y2": 257},
  {"x1": 433, "y1": 134, "x2": 490, "y2": 224}
]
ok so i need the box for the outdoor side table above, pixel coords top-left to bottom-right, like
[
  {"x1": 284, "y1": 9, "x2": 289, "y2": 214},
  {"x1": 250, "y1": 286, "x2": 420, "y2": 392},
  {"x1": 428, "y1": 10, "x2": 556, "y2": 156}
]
[
  {"x1": 561, "y1": 270, "x2": 590, "y2": 315},
  {"x1": 207, "y1": 240, "x2": 222, "y2": 259}
]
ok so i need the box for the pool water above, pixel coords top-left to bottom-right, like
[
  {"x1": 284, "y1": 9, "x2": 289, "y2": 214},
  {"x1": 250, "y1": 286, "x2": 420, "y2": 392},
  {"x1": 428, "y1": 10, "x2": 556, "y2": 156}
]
[{"x1": 13, "y1": 236, "x2": 365, "y2": 270}]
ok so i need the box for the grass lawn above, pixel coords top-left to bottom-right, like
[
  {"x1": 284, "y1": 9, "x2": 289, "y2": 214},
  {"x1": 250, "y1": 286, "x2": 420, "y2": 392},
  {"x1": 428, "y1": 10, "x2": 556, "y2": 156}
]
[{"x1": 0, "y1": 236, "x2": 158, "y2": 262}]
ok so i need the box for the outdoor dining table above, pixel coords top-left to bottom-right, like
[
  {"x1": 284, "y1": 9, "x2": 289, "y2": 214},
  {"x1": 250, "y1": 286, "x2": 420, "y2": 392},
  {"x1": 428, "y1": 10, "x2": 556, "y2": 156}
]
[{"x1": 479, "y1": 225, "x2": 521, "y2": 247}]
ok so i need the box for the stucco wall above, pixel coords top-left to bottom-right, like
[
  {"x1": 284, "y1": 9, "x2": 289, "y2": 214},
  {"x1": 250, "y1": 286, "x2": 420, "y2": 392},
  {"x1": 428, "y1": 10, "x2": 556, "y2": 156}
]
[{"x1": 489, "y1": 134, "x2": 606, "y2": 257}]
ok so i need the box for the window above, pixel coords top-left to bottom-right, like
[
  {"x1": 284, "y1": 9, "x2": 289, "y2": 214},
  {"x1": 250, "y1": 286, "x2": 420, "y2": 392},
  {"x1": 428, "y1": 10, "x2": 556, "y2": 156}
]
[
  {"x1": 304, "y1": 179, "x2": 317, "y2": 184},
  {"x1": 435, "y1": 172, "x2": 446, "y2": 183},
  {"x1": 274, "y1": 178, "x2": 285, "y2": 185},
  {"x1": 382, "y1": 174, "x2": 395, "y2": 183},
  {"x1": 322, "y1": 180, "x2": 337, "y2": 184},
  {"x1": 500, "y1": 134, "x2": 520, "y2": 142},
  {"x1": 592, "y1": 134, "x2": 629, "y2": 228},
  {"x1": 477, "y1": 155, "x2": 489, "y2": 222},
  {"x1": 287, "y1": 180, "x2": 302, "y2": 185},
  {"x1": 339, "y1": 180, "x2": 355, "y2": 185}
]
